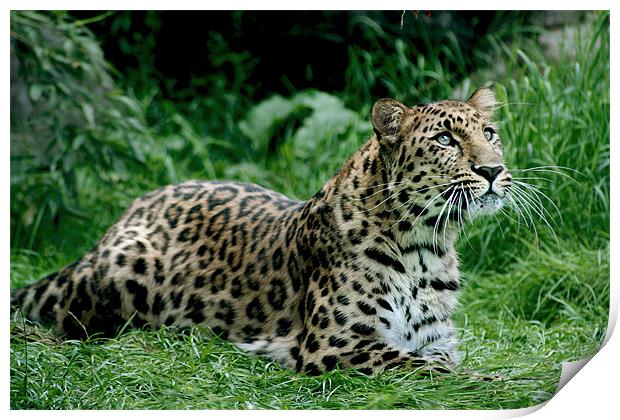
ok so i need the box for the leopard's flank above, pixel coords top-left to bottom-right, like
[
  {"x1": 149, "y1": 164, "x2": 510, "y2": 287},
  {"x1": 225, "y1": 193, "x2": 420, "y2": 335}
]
[{"x1": 11, "y1": 87, "x2": 512, "y2": 375}]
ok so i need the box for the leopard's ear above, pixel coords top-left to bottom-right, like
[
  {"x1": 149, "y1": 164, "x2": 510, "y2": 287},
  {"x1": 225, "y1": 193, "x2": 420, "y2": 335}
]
[
  {"x1": 467, "y1": 86, "x2": 497, "y2": 120},
  {"x1": 371, "y1": 98, "x2": 407, "y2": 141}
]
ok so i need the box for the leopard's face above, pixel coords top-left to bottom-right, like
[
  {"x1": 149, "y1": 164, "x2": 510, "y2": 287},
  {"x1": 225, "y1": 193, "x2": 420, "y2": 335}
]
[{"x1": 371, "y1": 87, "x2": 512, "y2": 223}]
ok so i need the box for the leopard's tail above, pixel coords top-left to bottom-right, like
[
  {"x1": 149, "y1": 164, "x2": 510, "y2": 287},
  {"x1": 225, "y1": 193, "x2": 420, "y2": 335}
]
[{"x1": 10, "y1": 262, "x2": 77, "y2": 327}]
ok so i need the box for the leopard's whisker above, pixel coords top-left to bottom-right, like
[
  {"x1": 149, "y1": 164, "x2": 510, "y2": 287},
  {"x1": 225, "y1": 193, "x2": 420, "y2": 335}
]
[
  {"x1": 491, "y1": 101, "x2": 533, "y2": 110},
  {"x1": 509, "y1": 184, "x2": 541, "y2": 220},
  {"x1": 511, "y1": 183, "x2": 557, "y2": 228},
  {"x1": 414, "y1": 181, "x2": 455, "y2": 194},
  {"x1": 499, "y1": 205, "x2": 523, "y2": 227},
  {"x1": 389, "y1": 197, "x2": 419, "y2": 231},
  {"x1": 506, "y1": 188, "x2": 532, "y2": 227},
  {"x1": 456, "y1": 193, "x2": 474, "y2": 250},
  {"x1": 409, "y1": 186, "x2": 453, "y2": 231},
  {"x1": 386, "y1": 184, "x2": 452, "y2": 217},
  {"x1": 440, "y1": 193, "x2": 453, "y2": 248},
  {"x1": 511, "y1": 176, "x2": 556, "y2": 183},
  {"x1": 389, "y1": 185, "x2": 447, "y2": 231},
  {"x1": 442, "y1": 188, "x2": 461, "y2": 246},
  {"x1": 351, "y1": 184, "x2": 412, "y2": 214},
  {"x1": 502, "y1": 193, "x2": 528, "y2": 227},
  {"x1": 510, "y1": 166, "x2": 583, "y2": 183},
  {"x1": 387, "y1": 182, "x2": 457, "y2": 216},
  {"x1": 463, "y1": 186, "x2": 474, "y2": 224},
  {"x1": 492, "y1": 212, "x2": 505, "y2": 238},
  {"x1": 433, "y1": 188, "x2": 455, "y2": 252},
  {"x1": 506, "y1": 188, "x2": 540, "y2": 245},
  {"x1": 513, "y1": 180, "x2": 563, "y2": 225},
  {"x1": 388, "y1": 191, "x2": 426, "y2": 221},
  {"x1": 510, "y1": 165, "x2": 582, "y2": 174},
  {"x1": 510, "y1": 184, "x2": 557, "y2": 244},
  {"x1": 349, "y1": 181, "x2": 411, "y2": 201}
]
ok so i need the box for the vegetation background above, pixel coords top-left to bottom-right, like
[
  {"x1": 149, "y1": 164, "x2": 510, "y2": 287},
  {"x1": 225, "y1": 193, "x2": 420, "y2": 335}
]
[{"x1": 10, "y1": 10, "x2": 610, "y2": 409}]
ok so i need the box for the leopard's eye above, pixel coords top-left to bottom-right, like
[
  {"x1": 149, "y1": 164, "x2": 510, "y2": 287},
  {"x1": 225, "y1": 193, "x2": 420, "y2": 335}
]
[
  {"x1": 434, "y1": 132, "x2": 453, "y2": 146},
  {"x1": 484, "y1": 127, "x2": 495, "y2": 141}
]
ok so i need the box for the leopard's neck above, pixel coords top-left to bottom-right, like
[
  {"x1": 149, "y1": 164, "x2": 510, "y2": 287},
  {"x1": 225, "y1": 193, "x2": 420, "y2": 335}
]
[{"x1": 305, "y1": 135, "x2": 460, "y2": 256}]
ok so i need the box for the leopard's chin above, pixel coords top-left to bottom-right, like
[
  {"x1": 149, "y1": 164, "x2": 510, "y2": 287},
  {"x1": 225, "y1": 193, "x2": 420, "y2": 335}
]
[{"x1": 467, "y1": 193, "x2": 504, "y2": 218}]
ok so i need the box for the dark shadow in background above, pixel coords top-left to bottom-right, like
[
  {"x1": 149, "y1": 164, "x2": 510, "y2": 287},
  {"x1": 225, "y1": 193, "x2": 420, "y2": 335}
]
[{"x1": 70, "y1": 11, "x2": 533, "y2": 100}]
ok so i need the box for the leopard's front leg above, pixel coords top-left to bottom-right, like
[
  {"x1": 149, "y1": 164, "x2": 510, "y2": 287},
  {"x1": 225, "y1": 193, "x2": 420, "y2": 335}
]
[{"x1": 296, "y1": 332, "x2": 456, "y2": 376}]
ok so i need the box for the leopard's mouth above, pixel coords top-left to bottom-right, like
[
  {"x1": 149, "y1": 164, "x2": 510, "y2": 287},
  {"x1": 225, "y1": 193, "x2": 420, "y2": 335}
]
[
  {"x1": 468, "y1": 191, "x2": 504, "y2": 216},
  {"x1": 434, "y1": 184, "x2": 504, "y2": 220}
]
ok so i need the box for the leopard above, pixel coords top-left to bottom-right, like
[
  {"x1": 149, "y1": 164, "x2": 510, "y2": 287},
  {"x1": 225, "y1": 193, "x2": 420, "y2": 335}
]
[{"x1": 11, "y1": 86, "x2": 512, "y2": 376}]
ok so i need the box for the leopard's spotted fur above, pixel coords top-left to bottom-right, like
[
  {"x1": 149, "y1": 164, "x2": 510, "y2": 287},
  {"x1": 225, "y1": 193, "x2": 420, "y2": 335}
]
[{"x1": 11, "y1": 87, "x2": 512, "y2": 375}]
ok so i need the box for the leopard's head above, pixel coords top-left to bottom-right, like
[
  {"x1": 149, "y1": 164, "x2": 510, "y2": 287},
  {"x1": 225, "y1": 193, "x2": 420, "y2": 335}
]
[{"x1": 371, "y1": 87, "x2": 512, "y2": 222}]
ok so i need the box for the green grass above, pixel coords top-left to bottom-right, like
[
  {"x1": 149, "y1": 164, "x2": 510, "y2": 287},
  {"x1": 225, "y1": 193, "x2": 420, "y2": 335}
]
[
  {"x1": 10, "y1": 243, "x2": 608, "y2": 409},
  {"x1": 10, "y1": 12, "x2": 609, "y2": 409},
  {"x1": 10, "y1": 325, "x2": 560, "y2": 409}
]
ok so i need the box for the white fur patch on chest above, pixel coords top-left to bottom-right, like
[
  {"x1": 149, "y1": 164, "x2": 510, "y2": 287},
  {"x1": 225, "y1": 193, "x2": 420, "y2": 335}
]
[{"x1": 373, "y1": 252, "x2": 459, "y2": 353}]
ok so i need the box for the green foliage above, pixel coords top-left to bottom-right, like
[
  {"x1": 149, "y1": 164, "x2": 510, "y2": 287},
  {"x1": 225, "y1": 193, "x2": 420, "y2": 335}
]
[
  {"x1": 237, "y1": 91, "x2": 370, "y2": 197},
  {"x1": 342, "y1": 11, "x2": 530, "y2": 109},
  {"x1": 10, "y1": 11, "x2": 169, "y2": 249},
  {"x1": 459, "y1": 11, "x2": 610, "y2": 271},
  {"x1": 10, "y1": 321, "x2": 559, "y2": 409},
  {"x1": 463, "y1": 244, "x2": 609, "y2": 329}
]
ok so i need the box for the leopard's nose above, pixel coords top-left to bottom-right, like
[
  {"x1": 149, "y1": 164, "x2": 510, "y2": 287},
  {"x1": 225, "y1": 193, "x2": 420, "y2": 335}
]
[{"x1": 471, "y1": 165, "x2": 504, "y2": 182}]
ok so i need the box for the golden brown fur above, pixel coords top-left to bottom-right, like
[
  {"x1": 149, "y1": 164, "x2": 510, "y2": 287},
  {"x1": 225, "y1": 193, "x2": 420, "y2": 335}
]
[{"x1": 12, "y1": 87, "x2": 512, "y2": 375}]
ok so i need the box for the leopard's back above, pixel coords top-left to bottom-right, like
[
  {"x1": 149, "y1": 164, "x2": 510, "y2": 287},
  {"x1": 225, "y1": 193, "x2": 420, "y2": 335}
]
[{"x1": 12, "y1": 180, "x2": 307, "y2": 366}]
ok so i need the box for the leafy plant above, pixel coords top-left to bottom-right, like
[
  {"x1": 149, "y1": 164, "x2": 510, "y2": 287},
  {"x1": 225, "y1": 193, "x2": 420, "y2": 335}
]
[
  {"x1": 459, "y1": 11, "x2": 610, "y2": 271},
  {"x1": 235, "y1": 91, "x2": 370, "y2": 197},
  {"x1": 10, "y1": 11, "x2": 167, "y2": 249}
]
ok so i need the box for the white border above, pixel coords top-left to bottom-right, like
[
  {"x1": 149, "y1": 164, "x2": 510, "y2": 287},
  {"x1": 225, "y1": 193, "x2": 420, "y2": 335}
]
[
  {"x1": 3, "y1": 3, "x2": 617, "y2": 419},
  {"x1": 0, "y1": 1, "x2": 616, "y2": 10}
]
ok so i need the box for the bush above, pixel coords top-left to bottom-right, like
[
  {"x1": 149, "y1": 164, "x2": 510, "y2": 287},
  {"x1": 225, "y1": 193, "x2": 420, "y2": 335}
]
[{"x1": 11, "y1": 12, "x2": 159, "y2": 248}]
